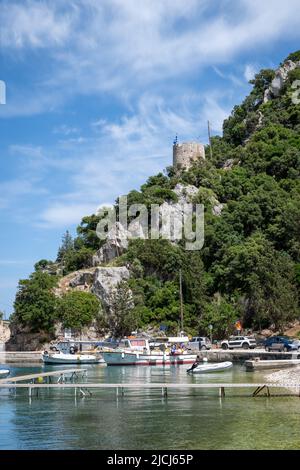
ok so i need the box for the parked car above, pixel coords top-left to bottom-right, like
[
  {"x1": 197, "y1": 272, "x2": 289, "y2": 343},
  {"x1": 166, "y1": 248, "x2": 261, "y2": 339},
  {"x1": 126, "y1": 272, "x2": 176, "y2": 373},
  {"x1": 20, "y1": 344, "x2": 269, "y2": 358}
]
[
  {"x1": 221, "y1": 335, "x2": 257, "y2": 350},
  {"x1": 264, "y1": 336, "x2": 300, "y2": 352},
  {"x1": 187, "y1": 336, "x2": 211, "y2": 351}
]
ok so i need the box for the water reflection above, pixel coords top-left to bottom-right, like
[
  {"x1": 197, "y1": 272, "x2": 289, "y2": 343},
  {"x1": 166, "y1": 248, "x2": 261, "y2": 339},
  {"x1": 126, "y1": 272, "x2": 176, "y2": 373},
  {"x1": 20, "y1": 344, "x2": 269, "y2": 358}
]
[{"x1": 0, "y1": 363, "x2": 300, "y2": 449}]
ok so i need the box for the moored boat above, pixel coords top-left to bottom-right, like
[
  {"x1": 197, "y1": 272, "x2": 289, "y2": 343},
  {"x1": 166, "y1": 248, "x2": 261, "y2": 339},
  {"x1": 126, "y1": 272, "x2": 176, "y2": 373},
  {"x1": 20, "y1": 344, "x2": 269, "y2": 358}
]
[
  {"x1": 0, "y1": 368, "x2": 10, "y2": 379},
  {"x1": 187, "y1": 360, "x2": 233, "y2": 374},
  {"x1": 42, "y1": 340, "x2": 105, "y2": 364},
  {"x1": 100, "y1": 337, "x2": 197, "y2": 366}
]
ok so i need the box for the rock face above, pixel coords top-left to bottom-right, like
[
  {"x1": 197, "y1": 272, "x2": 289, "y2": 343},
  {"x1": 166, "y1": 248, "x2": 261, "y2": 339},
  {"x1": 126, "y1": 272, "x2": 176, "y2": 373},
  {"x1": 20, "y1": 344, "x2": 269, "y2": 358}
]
[
  {"x1": 221, "y1": 159, "x2": 235, "y2": 171},
  {"x1": 264, "y1": 59, "x2": 300, "y2": 102},
  {"x1": 5, "y1": 322, "x2": 53, "y2": 351},
  {"x1": 173, "y1": 183, "x2": 198, "y2": 203},
  {"x1": 212, "y1": 202, "x2": 224, "y2": 216},
  {"x1": 69, "y1": 271, "x2": 94, "y2": 288},
  {"x1": 92, "y1": 266, "x2": 130, "y2": 307},
  {"x1": 0, "y1": 320, "x2": 10, "y2": 344},
  {"x1": 92, "y1": 222, "x2": 129, "y2": 266}
]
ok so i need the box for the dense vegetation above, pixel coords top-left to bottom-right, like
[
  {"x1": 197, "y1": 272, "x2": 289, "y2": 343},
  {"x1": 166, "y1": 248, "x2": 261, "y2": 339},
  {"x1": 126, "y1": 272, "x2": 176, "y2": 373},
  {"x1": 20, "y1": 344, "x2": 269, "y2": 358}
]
[
  {"x1": 13, "y1": 51, "x2": 300, "y2": 338},
  {"x1": 13, "y1": 271, "x2": 100, "y2": 334}
]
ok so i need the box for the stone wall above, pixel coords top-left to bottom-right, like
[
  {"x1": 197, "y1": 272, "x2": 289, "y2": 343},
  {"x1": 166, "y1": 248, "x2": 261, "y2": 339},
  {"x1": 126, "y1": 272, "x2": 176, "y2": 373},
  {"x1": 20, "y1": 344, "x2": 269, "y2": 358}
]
[{"x1": 173, "y1": 142, "x2": 205, "y2": 170}]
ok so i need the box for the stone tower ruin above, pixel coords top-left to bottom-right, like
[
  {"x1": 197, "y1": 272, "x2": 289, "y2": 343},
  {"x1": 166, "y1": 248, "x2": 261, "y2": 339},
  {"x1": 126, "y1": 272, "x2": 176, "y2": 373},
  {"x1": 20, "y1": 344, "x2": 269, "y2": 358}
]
[{"x1": 173, "y1": 141, "x2": 205, "y2": 170}]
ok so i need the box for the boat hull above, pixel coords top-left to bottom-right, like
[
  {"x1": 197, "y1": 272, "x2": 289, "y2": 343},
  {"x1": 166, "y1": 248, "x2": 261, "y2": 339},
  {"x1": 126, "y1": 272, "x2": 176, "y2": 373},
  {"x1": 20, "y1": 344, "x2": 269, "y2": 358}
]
[
  {"x1": 187, "y1": 361, "x2": 233, "y2": 374},
  {"x1": 102, "y1": 351, "x2": 197, "y2": 366},
  {"x1": 0, "y1": 369, "x2": 10, "y2": 379},
  {"x1": 42, "y1": 353, "x2": 104, "y2": 364}
]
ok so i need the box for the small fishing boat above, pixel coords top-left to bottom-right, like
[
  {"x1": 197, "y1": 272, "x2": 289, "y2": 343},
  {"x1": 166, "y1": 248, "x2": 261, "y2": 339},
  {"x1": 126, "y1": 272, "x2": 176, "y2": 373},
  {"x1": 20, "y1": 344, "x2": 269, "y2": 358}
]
[
  {"x1": 42, "y1": 341, "x2": 105, "y2": 364},
  {"x1": 187, "y1": 360, "x2": 233, "y2": 374},
  {"x1": 101, "y1": 337, "x2": 197, "y2": 366},
  {"x1": 0, "y1": 368, "x2": 10, "y2": 379}
]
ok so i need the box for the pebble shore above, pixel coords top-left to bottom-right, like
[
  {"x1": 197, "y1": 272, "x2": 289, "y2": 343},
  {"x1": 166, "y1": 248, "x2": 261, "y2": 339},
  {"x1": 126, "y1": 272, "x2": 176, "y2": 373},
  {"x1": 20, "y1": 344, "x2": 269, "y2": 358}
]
[{"x1": 266, "y1": 366, "x2": 300, "y2": 395}]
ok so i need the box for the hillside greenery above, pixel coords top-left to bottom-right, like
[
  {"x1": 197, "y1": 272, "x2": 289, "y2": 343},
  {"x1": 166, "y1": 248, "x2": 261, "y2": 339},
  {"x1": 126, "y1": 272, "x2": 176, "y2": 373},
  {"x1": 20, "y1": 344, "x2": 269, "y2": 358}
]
[{"x1": 13, "y1": 51, "x2": 300, "y2": 338}]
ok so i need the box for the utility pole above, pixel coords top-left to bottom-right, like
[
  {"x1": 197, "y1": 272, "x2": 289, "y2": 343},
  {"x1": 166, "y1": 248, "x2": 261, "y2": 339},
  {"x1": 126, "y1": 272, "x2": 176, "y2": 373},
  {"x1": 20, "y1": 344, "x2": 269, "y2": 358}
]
[
  {"x1": 179, "y1": 269, "x2": 184, "y2": 335},
  {"x1": 207, "y1": 121, "x2": 213, "y2": 159}
]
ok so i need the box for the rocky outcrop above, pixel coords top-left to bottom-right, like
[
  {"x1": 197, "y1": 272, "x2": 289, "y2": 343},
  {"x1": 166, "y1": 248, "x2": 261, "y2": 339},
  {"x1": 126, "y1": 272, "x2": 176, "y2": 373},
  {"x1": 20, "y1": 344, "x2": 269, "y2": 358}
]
[
  {"x1": 92, "y1": 266, "x2": 130, "y2": 307},
  {"x1": 212, "y1": 202, "x2": 224, "y2": 216},
  {"x1": 264, "y1": 59, "x2": 300, "y2": 102},
  {"x1": 92, "y1": 222, "x2": 128, "y2": 266},
  {"x1": 221, "y1": 159, "x2": 235, "y2": 171},
  {"x1": 5, "y1": 322, "x2": 53, "y2": 351},
  {"x1": 0, "y1": 320, "x2": 10, "y2": 343},
  {"x1": 69, "y1": 271, "x2": 94, "y2": 288},
  {"x1": 173, "y1": 183, "x2": 198, "y2": 203}
]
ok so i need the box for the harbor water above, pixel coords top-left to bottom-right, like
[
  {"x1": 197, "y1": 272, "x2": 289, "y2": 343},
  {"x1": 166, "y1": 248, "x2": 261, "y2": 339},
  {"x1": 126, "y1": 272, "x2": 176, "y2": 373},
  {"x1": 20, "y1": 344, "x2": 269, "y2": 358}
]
[{"x1": 0, "y1": 363, "x2": 300, "y2": 450}]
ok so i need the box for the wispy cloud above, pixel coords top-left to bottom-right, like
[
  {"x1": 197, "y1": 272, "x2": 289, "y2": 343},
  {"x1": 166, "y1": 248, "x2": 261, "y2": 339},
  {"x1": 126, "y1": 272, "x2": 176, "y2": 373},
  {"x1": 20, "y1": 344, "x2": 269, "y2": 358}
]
[
  {"x1": 0, "y1": 260, "x2": 33, "y2": 266},
  {"x1": 244, "y1": 64, "x2": 258, "y2": 82},
  {"x1": 1, "y1": 0, "x2": 300, "y2": 117},
  {"x1": 17, "y1": 91, "x2": 230, "y2": 228},
  {"x1": 0, "y1": 1, "x2": 74, "y2": 49}
]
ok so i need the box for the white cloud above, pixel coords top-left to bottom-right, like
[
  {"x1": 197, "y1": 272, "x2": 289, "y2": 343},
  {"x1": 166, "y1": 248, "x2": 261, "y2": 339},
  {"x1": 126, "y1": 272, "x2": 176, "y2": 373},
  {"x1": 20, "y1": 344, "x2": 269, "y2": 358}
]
[
  {"x1": 0, "y1": 260, "x2": 32, "y2": 266},
  {"x1": 38, "y1": 202, "x2": 99, "y2": 228},
  {"x1": 0, "y1": 1, "x2": 74, "y2": 49},
  {"x1": 26, "y1": 91, "x2": 231, "y2": 228},
  {"x1": 244, "y1": 64, "x2": 258, "y2": 82},
  {"x1": 1, "y1": 0, "x2": 300, "y2": 116},
  {"x1": 53, "y1": 125, "x2": 79, "y2": 135}
]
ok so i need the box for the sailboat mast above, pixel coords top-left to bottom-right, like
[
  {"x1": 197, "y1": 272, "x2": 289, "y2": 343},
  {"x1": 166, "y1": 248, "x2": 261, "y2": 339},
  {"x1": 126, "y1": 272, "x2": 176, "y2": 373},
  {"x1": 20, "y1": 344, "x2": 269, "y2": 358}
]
[{"x1": 179, "y1": 269, "x2": 184, "y2": 334}]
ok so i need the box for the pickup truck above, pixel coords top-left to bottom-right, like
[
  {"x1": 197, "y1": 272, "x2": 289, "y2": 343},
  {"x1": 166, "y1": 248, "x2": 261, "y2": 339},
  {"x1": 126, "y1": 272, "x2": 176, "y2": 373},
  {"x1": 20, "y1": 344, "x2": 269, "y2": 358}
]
[{"x1": 221, "y1": 336, "x2": 257, "y2": 350}]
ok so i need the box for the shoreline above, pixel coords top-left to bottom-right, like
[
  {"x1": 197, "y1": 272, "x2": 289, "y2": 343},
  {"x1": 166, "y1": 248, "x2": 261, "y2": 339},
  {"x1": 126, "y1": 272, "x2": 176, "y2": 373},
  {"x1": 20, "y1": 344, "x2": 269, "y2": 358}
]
[{"x1": 265, "y1": 366, "x2": 300, "y2": 395}]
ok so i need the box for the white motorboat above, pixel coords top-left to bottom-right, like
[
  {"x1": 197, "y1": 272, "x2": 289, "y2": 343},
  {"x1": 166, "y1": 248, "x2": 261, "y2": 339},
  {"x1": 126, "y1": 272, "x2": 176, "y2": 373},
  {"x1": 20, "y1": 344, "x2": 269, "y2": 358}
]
[
  {"x1": 187, "y1": 360, "x2": 233, "y2": 374},
  {"x1": 42, "y1": 341, "x2": 105, "y2": 364},
  {"x1": 0, "y1": 368, "x2": 10, "y2": 379},
  {"x1": 101, "y1": 337, "x2": 197, "y2": 366}
]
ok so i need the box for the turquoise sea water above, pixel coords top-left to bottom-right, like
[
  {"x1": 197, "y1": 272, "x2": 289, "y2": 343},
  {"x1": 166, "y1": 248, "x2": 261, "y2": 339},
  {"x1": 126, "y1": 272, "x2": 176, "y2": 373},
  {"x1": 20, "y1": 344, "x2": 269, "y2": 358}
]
[{"x1": 0, "y1": 363, "x2": 300, "y2": 450}]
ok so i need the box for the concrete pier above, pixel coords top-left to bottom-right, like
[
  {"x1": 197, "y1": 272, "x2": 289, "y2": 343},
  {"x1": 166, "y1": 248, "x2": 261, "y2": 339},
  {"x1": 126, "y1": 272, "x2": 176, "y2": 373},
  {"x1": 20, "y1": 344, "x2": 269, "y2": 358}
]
[
  {"x1": 195, "y1": 349, "x2": 300, "y2": 362},
  {"x1": 245, "y1": 358, "x2": 300, "y2": 371},
  {"x1": 1, "y1": 348, "x2": 300, "y2": 364},
  {"x1": 0, "y1": 351, "x2": 42, "y2": 363}
]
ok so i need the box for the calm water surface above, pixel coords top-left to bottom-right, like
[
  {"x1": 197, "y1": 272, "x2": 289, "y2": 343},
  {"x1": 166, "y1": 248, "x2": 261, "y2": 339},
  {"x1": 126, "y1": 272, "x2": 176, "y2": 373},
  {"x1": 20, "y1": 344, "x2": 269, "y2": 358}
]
[{"x1": 0, "y1": 363, "x2": 300, "y2": 449}]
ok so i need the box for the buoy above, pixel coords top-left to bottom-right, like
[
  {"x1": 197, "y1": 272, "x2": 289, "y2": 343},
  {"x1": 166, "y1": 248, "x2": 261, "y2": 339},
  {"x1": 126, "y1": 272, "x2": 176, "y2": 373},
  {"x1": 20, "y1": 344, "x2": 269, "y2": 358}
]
[{"x1": 37, "y1": 377, "x2": 44, "y2": 383}]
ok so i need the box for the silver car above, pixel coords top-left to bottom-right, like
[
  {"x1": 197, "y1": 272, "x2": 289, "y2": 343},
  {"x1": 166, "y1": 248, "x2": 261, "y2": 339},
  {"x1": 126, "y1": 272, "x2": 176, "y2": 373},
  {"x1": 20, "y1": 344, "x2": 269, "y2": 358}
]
[{"x1": 188, "y1": 336, "x2": 212, "y2": 351}]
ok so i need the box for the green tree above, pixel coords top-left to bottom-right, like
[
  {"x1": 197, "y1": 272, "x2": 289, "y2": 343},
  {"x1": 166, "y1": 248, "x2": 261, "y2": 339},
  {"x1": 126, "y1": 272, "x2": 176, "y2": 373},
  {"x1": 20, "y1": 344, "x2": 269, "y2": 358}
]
[
  {"x1": 58, "y1": 291, "x2": 100, "y2": 329},
  {"x1": 63, "y1": 247, "x2": 94, "y2": 273},
  {"x1": 199, "y1": 297, "x2": 238, "y2": 339},
  {"x1": 214, "y1": 234, "x2": 299, "y2": 329},
  {"x1": 107, "y1": 282, "x2": 137, "y2": 338},
  {"x1": 14, "y1": 272, "x2": 58, "y2": 332},
  {"x1": 56, "y1": 230, "x2": 74, "y2": 262}
]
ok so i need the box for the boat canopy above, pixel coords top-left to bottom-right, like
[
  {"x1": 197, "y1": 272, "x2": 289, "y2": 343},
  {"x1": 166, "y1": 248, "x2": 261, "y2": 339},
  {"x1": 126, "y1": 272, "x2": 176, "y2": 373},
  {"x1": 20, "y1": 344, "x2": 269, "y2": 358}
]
[{"x1": 167, "y1": 336, "x2": 189, "y2": 343}]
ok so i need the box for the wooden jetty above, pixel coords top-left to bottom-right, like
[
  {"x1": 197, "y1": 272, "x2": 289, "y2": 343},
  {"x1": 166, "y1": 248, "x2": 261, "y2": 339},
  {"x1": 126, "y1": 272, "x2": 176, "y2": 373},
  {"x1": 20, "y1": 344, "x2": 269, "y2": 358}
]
[
  {"x1": 0, "y1": 380, "x2": 300, "y2": 399},
  {"x1": 0, "y1": 368, "x2": 87, "y2": 385}
]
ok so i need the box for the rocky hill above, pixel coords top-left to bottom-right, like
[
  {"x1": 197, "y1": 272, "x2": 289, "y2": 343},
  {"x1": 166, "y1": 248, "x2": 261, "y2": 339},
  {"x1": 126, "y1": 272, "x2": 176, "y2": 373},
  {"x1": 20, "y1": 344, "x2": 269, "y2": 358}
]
[{"x1": 8, "y1": 50, "x2": 300, "y2": 348}]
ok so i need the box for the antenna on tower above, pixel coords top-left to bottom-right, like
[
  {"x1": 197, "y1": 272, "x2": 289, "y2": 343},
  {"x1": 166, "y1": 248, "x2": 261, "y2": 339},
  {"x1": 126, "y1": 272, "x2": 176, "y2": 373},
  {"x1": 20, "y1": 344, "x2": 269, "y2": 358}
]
[
  {"x1": 173, "y1": 134, "x2": 178, "y2": 145},
  {"x1": 207, "y1": 121, "x2": 213, "y2": 159}
]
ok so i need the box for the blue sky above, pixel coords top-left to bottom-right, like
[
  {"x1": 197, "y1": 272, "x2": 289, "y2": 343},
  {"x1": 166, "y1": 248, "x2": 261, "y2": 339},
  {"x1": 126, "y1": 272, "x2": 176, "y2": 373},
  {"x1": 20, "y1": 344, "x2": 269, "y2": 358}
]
[{"x1": 0, "y1": 0, "x2": 300, "y2": 318}]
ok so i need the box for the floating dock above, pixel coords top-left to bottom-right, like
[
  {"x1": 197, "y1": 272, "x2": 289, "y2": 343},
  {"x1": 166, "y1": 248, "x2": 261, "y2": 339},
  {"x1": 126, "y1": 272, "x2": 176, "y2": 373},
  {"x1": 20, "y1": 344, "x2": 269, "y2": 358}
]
[{"x1": 245, "y1": 359, "x2": 300, "y2": 371}]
